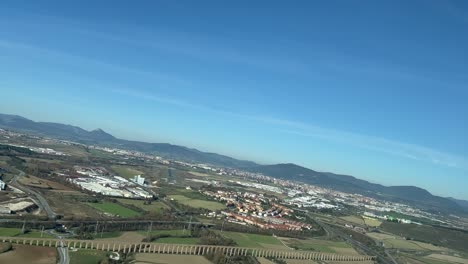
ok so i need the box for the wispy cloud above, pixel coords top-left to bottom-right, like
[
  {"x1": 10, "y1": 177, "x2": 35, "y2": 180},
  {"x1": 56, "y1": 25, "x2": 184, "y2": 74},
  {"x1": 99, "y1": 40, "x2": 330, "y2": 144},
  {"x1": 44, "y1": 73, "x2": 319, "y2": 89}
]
[
  {"x1": 2, "y1": 38, "x2": 466, "y2": 171},
  {"x1": 113, "y1": 88, "x2": 468, "y2": 170},
  {"x1": 3, "y1": 13, "x2": 452, "y2": 83},
  {"x1": 0, "y1": 39, "x2": 191, "y2": 87}
]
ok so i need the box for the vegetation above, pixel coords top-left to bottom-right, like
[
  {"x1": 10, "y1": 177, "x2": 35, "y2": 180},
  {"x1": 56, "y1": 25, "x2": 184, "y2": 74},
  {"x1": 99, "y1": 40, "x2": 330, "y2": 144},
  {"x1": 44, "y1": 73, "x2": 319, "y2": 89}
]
[
  {"x1": 205, "y1": 251, "x2": 259, "y2": 264},
  {"x1": 285, "y1": 238, "x2": 353, "y2": 253},
  {"x1": 340, "y1": 215, "x2": 365, "y2": 225},
  {"x1": 111, "y1": 165, "x2": 143, "y2": 178},
  {"x1": 381, "y1": 222, "x2": 468, "y2": 253},
  {"x1": 168, "y1": 195, "x2": 225, "y2": 211},
  {"x1": 215, "y1": 231, "x2": 282, "y2": 248},
  {"x1": 0, "y1": 242, "x2": 12, "y2": 254},
  {"x1": 142, "y1": 228, "x2": 235, "y2": 246},
  {"x1": 363, "y1": 217, "x2": 382, "y2": 227},
  {"x1": 196, "y1": 229, "x2": 236, "y2": 246},
  {"x1": 69, "y1": 249, "x2": 108, "y2": 264},
  {"x1": 265, "y1": 257, "x2": 287, "y2": 264},
  {"x1": 86, "y1": 202, "x2": 141, "y2": 218},
  {"x1": 0, "y1": 227, "x2": 53, "y2": 238},
  {"x1": 116, "y1": 198, "x2": 168, "y2": 214}
]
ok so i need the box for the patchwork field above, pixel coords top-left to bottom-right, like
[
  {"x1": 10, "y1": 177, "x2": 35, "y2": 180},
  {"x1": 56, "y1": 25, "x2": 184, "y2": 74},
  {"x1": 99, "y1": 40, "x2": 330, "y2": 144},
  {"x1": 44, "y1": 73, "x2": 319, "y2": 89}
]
[
  {"x1": 135, "y1": 253, "x2": 212, "y2": 264},
  {"x1": 18, "y1": 175, "x2": 74, "y2": 191},
  {"x1": 367, "y1": 232, "x2": 449, "y2": 251},
  {"x1": 139, "y1": 229, "x2": 188, "y2": 237},
  {"x1": 258, "y1": 258, "x2": 276, "y2": 264},
  {"x1": 340, "y1": 216, "x2": 365, "y2": 226},
  {"x1": 136, "y1": 229, "x2": 199, "y2": 244},
  {"x1": 425, "y1": 254, "x2": 468, "y2": 264},
  {"x1": 86, "y1": 201, "x2": 142, "y2": 217},
  {"x1": 155, "y1": 237, "x2": 200, "y2": 244},
  {"x1": 46, "y1": 193, "x2": 102, "y2": 219},
  {"x1": 111, "y1": 165, "x2": 144, "y2": 178},
  {"x1": 168, "y1": 194, "x2": 225, "y2": 211},
  {"x1": 380, "y1": 222, "x2": 468, "y2": 253},
  {"x1": 188, "y1": 171, "x2": 211, "y2": 177},
  {"x1": 0, "y1": 228, "x2": 54, "y2": 238},
  {"x1": 117, "y1": 198, "x2": 168, "y2": 213},
  {"x1": 403, "y1": 254, "x2": 468, "y2": 264},
  {"x1": 69, "y1": 249, "x2": 108, "y2": 264},
  {"x1": 216, "y1": 231, "x2": 286, "y2": 249},
  {"x1": 96, "y1": 231, "x2": 145, "y2": 243},
  {"x1": 0, "y1": 244, "x2": 56, "y2": 264},
  {"x1": 282, "y1": 238, "x2": 359, "y2": 255},
  {"x1": 363, "y1": 217, "x2": 381, "y2": 227}
]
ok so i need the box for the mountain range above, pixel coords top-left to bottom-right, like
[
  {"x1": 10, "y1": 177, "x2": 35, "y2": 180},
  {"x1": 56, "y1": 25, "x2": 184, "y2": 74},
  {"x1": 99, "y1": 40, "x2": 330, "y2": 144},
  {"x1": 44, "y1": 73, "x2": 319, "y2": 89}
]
[{"x1": 0, "y1": 113, "x2": 466, "y2": 214}]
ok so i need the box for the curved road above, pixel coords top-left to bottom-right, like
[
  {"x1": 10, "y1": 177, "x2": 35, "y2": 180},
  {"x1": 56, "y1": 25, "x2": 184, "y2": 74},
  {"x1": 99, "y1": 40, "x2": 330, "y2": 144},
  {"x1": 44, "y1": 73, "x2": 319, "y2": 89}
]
[
  {"x1": 9, "y1": 169, "x2": 56, "y2": 219},
  {"x1": 9, "y1": 169, "x2": 66, "y2": 263},
  {"x1": 56, "y1": 236, "x2": 69, "y2": 264}
]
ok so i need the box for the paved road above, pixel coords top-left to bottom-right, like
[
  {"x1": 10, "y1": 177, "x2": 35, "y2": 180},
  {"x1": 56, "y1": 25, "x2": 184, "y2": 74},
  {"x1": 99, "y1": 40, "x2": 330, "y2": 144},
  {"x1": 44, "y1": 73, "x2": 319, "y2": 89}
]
[
  {"x1": 9, "y1": 169, "x2": 57, "y2": 219},
  {"x1": 9, "y1": 170, "x2": 66, "y2": 263},
  {"x1": 324, "y1": 222, "x2": 395, "y2": 264},
  {"x1": 309, "y1": 213, "x2": 395, "y2": 264},
  {"x1": 56, "y1": 235, "x2": 69, "y2": 264}
]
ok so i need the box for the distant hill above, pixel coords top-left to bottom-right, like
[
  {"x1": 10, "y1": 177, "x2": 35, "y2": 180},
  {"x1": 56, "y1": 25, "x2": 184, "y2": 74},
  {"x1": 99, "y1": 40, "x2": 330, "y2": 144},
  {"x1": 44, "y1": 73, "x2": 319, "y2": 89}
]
[
  {"x1": 0, "y1": 113, "x2": 256, "y2": 168},
  {"x1": 247, "y1": 163, "x2": 465, "y2": 213},
  {"x1": 448, "y1": 197, "x2": 468, "y2": 211},
  {"x1": 1, "y1": 113, "x2": 466, "y2": 214}
]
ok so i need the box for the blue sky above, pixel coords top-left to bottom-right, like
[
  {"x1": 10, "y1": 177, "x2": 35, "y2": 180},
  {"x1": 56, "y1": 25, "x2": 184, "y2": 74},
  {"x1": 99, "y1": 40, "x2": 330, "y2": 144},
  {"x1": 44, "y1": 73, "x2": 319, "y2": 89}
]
[{"x1": 0, "y1": 1, "x2": 467, "y2": 199}]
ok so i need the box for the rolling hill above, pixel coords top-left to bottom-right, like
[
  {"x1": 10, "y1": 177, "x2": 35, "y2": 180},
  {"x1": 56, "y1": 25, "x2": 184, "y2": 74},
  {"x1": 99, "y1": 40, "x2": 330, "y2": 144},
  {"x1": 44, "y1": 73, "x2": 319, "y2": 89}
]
[{"x1": 0, "y1": 113, "x2": 466, "y2": 214}]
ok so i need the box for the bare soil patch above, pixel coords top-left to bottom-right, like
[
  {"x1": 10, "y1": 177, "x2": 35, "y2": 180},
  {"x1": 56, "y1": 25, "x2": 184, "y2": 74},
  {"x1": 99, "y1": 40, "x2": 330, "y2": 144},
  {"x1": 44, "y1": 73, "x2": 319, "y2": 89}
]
[
  {"x1": 19, "y1": 175, "x2": 74, "y2": 191},
  {"x1": 0, "y1": 244, "x2": 56, "y2": 264},
  {"x1": 96, "y1": 231, "x2": 145, "y2": 243},
  {"x1": 134, "y1": 253, "x2": 212, "y2": 264},
  {"x1": 426, "y1": 254, "x2": 468, "y2": 264}
]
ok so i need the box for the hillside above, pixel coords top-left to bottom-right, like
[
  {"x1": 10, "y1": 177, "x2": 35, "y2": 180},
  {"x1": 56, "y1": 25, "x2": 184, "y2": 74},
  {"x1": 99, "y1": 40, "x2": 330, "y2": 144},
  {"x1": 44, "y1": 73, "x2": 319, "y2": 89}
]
[
  {"x1": 248, "y1": 163, "x2": 464, "y2": 213},
  {"x1": 0, "y1": 113, "x2": 256, "y2": 168},
  {"x1": 0, "y1": 113, "x2": 466, "y2": 214}
]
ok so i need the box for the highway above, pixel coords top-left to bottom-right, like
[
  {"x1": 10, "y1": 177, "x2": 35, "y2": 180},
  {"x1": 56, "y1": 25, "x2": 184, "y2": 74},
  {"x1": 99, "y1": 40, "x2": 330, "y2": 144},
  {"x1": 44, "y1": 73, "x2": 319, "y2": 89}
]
[
  {"x1": 9, "y1": 169, "x2": 67, "y2": 263},
  {"x1": 309, "y1": 213, "x2": 396, "y2": 264},
  {"x1": 9, "y1": 169, "x2": 57, "y2": 219},
  {"x1": 57, "y1": 236, "x2": 69, "y2": 264},
  {"x1": 325, "y1": 223, "x2": 395, "y2": 264}
]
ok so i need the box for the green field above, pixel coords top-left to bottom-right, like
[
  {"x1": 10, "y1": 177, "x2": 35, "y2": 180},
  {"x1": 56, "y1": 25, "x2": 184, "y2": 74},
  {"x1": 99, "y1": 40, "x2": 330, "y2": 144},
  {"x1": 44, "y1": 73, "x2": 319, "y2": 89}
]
[
  {"x1": 0, "y1": 228, "x2": 21, "y2": 237},
  {"x1": 284, "y1": 238, "x2": 354, "y2": 253},
  {"x1": 69, "y1": 249, "x2": 108, "y2": 264},
  {"x1": 86, "y1": 202, "x2": 141, "y2": 217},
  {"x1": 0, "y1": 228, "x2": 53, "y2": 238},
  {"x1": 117, "y1": 198, "x2": 168, "y2": 213},
  {"x1": 367, "y1": 232, "x2": 447, "y2": 251},
  {"x1": 111, "y1": 165, "x2": 143, "y2": 178},
  {"x1": 216, "y1": 231, "x2": 284, "y2": 248},
  {"x1": 137, "y1": 229, "x2": 199, "y2": 244},
  {"x1": 340, "y1": 216, "x2": 365, "y2": 225},
  {"x1": 18, "y1": 230, "x2": 54, "y2": 238},
  {"x1": 95, "y1": 231, "x2": 123, "y2": 239},
  {"x1": 168, "y1": 194, "x2": 225, "y2": 211},
  {"x1": 155, "y1": 237, "x2": 200, "y2": 244},
  {"x1": 381, "y1": 222, "x2": 468, "y2": 253},
  {"x1": 363, "y1": 217, "x2": 382, "y2": 227},
  {"x1": 139, "y1": 229, "x2": 188, "y2": 237}
]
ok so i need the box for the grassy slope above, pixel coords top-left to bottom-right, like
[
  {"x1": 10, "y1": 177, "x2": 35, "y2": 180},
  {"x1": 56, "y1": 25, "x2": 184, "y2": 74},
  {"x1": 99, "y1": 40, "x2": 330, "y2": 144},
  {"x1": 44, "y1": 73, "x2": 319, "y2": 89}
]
[
  {"x1": 168, "y1": 194, "x2": 225, "y2": 211},
  {"x1": 117, "y1": 198, "x2": 168, "y2": 213},
  {"x1": 216, "y1": 231, "x2": 283, "y2": 248},
  {"x1": 69, "y1": 249, "x2": 108, "y2": 264},
  {"x1": 111, "y1": 165, "x2": 143, "y2": 178},
  {"x1": 0, "y1": 228, "x2": 54, "y2": 238},
  {"x1": 86, "y1": 202, "x2": 141, "y2": 217}
]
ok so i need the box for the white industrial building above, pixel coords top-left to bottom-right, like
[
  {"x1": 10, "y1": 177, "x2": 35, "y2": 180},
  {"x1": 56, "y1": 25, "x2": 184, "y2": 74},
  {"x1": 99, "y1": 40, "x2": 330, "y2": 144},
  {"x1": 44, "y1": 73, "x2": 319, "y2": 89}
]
[{"x1": 133, "y1": 175, "x2": 145, "y2": 185}]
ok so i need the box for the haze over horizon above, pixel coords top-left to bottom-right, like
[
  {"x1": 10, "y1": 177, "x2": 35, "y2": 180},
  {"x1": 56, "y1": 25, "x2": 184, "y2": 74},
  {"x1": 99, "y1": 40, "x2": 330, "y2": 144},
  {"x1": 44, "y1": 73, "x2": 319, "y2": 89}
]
[{"x1": 0, "y1": 1, "x2": 467, "y2": 199}]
